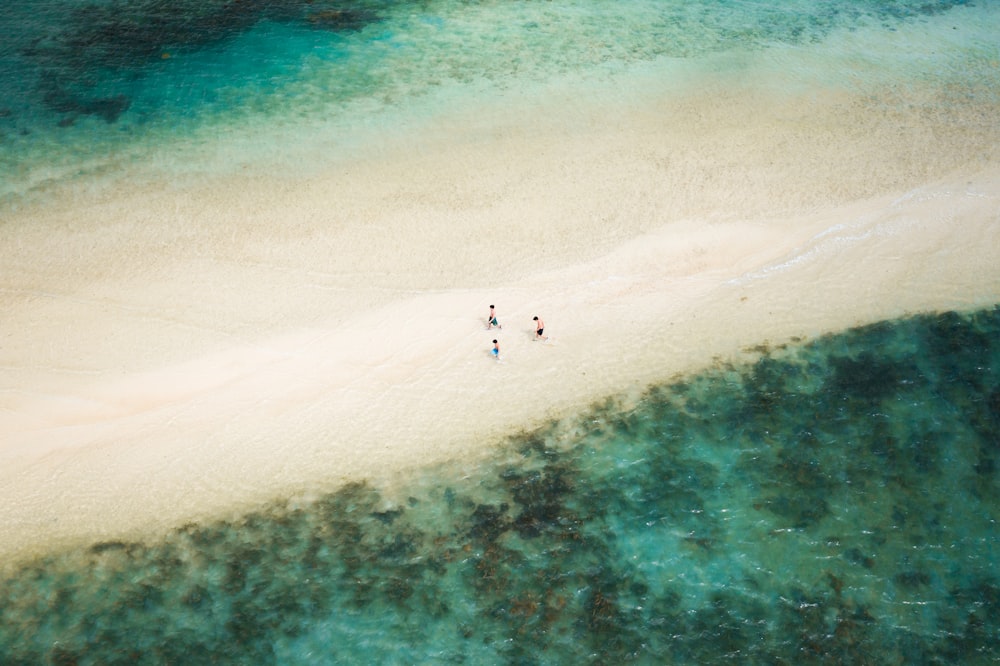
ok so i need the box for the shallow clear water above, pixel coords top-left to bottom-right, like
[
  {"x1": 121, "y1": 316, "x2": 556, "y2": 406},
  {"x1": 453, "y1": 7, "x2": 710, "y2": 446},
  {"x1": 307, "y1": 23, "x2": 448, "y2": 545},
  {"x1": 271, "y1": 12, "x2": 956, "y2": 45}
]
[
  {"x1": 1, "y1": 306, "x2": 998, "y2": 663},
  {"x1": 1, "y1": 0, "x2": 998, "y2": 203},
  {"x1": 2, "y1": 1, "x2": 998, "y2": 662}
]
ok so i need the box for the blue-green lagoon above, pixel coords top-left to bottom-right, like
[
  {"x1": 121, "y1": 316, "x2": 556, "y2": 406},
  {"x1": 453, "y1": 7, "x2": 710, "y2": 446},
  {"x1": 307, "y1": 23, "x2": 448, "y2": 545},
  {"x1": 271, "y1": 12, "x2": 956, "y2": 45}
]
[
  {"x1": 2, "y1": 307, "x2": 999, "y2": 663},
  {"x1": 1, "y1": 0, "x2": 999, "y2": 662}
]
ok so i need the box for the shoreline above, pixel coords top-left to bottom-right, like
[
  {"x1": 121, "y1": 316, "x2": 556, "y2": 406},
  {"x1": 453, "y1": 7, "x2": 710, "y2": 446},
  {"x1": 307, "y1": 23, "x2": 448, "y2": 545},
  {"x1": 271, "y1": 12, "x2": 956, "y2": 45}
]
[
  {"x1": 1, "y1": 164, "x2": 998, "y2": 563},
  {"x1": 2, "y1": 51, "x2": 999, "y2": 562}
]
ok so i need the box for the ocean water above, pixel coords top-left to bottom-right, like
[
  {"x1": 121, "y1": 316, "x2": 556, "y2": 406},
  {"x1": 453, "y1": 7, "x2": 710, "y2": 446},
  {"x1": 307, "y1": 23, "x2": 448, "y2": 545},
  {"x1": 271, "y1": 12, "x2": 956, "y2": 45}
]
[
  {"x1": 2, "y1": 0, "x2": 999, "y2": 663},
  {"x1": 1, "y1": 306, "x2": 998, "y2": 663},
  {"x1": 2, "y1": 0, "x2": 998, "y2": 206}
]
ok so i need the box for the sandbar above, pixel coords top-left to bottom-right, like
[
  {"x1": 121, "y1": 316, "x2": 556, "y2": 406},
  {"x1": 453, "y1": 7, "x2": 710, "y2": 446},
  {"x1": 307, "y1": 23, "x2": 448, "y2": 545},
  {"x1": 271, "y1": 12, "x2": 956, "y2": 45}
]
[{"x1": 1, "y1": 60, "x2": 999, "y2": 563}]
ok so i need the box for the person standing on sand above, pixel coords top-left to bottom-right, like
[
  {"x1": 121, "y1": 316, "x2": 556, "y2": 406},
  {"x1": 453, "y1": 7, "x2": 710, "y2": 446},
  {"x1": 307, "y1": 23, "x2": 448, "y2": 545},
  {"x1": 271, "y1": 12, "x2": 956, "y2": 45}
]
[
  {"x1": 533, "y1": 316, "x2": 548, "y2": 341},
  {"x1": 487, "y1": 305, "x2": 502, "y2": 330},
  {"x1": 492, "y1": 339, "x2": 500, "y2": 360}
]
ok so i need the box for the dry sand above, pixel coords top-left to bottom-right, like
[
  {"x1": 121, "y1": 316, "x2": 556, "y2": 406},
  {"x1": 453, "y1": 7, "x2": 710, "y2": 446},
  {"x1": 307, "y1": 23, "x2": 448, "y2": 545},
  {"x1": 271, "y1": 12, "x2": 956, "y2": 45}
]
[{"x1": 1, "y1": 63, "x2": 999, "y2": 563}]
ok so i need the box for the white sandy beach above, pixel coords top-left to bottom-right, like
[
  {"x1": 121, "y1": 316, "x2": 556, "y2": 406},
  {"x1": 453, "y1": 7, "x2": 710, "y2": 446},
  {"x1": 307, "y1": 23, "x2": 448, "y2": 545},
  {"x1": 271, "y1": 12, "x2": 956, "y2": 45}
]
[{"x1": 1, "y1": 58, "x2": 999, "y2": 563}]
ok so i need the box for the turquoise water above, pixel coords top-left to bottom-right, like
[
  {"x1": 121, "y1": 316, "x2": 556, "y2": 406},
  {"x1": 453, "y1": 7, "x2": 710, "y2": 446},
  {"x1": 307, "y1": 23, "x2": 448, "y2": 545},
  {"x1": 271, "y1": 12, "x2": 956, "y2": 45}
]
[
  {"x1": 1, "y1": 306, "x2": 998, "y2": 663},
  {"x1": 3, "y1": 1, "x2": 999, "y2": 662},
  {"x1": 2, "y1": 0, "x2": 997, "y2": 203}
]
